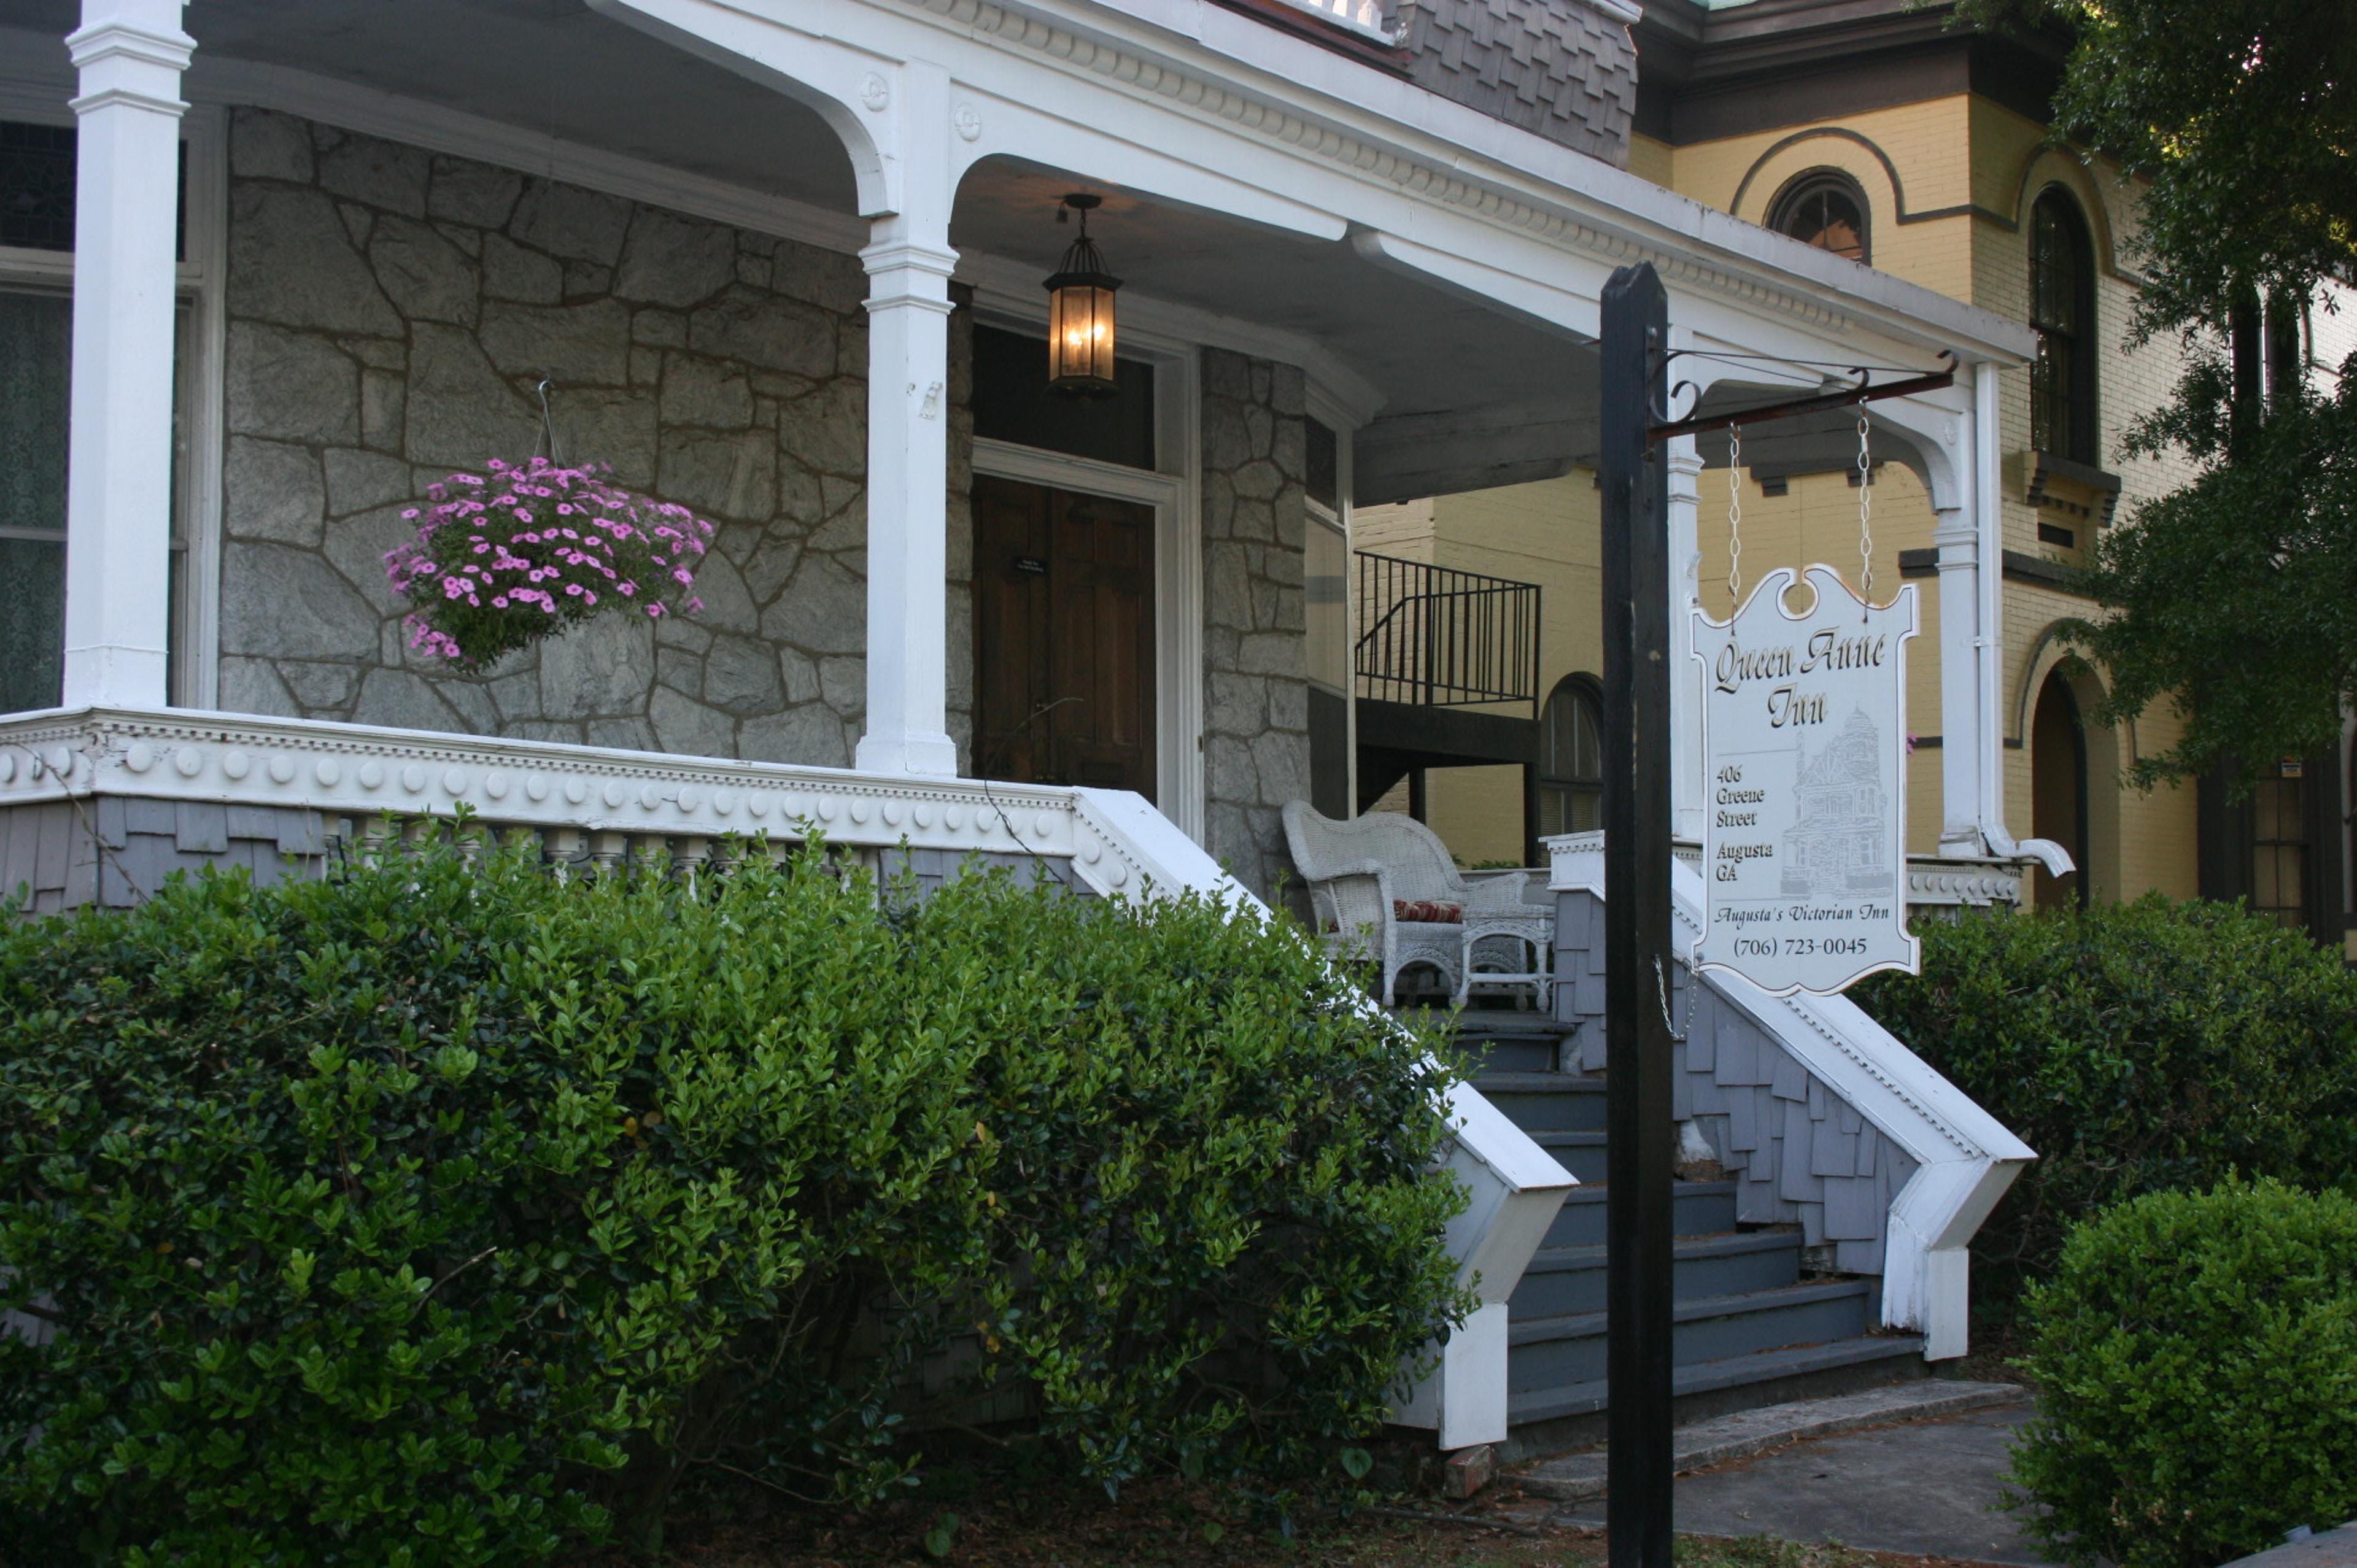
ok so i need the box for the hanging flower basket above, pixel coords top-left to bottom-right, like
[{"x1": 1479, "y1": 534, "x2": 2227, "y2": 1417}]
[{"x1": 384, "y1": 458, "x2": 718, "y2": 671}]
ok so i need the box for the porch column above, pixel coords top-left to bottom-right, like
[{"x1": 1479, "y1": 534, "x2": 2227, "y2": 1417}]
[
  {"x1": 1966, "y1": 361, "x2": 2008, "y2": 855},
  {"x1": 60, "y1": 0, "x2": 193, "y2": 712},
  {"x1": 1666, "y1": 438, "x2": 1705, "y2": 843},
  {"x1": 853, "y1": 64, "x2": 959, "y2": 778},
  {"x1": 1932, "y1": 431, "x2": 1985, "y2": 854}
]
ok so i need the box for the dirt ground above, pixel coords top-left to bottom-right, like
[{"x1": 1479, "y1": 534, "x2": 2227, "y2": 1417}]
[{"x1": 562, "y1": 1476, "x2": 2016, "y2": 1568}]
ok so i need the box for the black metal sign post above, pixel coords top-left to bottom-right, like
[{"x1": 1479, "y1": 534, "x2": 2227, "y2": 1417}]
[
  {"x1": 1600, "y1": 260, "x2": 1676, "y2": 1568},
  {"x1": 1592, "y1": 262, "x2": 1954, "y2": 1568}
]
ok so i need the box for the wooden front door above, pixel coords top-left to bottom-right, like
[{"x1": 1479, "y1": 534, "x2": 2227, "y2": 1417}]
[{"x1": 973, "y1": 475, "x2": 1156, "y2": 798}]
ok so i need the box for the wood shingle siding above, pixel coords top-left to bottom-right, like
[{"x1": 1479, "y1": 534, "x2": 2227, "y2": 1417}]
[{"x1": 1555, "y1": 887, "x2": 1918, "y2": 1276}]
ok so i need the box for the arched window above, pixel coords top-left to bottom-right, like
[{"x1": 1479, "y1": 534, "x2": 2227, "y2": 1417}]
[
  {"x1": 1768, "y1": 170, "x2": 1870, "y2": 265},
  {"x1": 2029, "y1": 189, "x2": 2098, "y2": 464},
  {"x1": 1537, "y1": 676, "x2": 1603, "y2": 837}
]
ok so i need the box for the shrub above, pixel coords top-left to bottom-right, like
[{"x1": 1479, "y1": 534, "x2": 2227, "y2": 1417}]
[
  {"x1": 2009, "y1": 1179, "x2": 2357, "y2": 1568},
  {"x1": 0, "y1": 836, "x2": 1467, "y2": 1565},
  {"x1": 1851, "y1": 895, "x2": 2357, "y2": 1316}
]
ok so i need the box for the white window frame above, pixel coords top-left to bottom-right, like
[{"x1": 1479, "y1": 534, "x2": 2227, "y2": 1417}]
[{"x1": 0, "y1": 67, "x2": 227, "y2": 712}]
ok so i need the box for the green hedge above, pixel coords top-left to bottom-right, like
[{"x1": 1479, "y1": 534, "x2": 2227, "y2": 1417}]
[
  {"x1": 0, "y1": 836, "x2": 1468, "y2": 1565},
  {"x1": 2010, "y1": 1179, "x2": 2357, "y2": 1568},
  {"x1": 1852, "y1": 895, "x2": 2357, "y2": 1318}
]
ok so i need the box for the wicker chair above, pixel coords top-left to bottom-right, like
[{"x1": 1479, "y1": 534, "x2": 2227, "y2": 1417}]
[{"x1": 1280, "y1": 800, "x2": 1554, "y2": 1008}]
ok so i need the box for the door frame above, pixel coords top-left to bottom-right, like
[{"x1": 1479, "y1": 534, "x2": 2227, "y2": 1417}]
[{"x1": 967, "y1": 315, "x2": 1204, "y2": 843}]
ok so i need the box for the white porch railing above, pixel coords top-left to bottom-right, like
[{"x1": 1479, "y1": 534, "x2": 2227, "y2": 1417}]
[{"x1": 0, "y1": 703, "x2": 1572, "y2": 1451}]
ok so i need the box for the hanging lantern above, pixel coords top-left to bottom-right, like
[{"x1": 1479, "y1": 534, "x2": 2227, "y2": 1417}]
[{"x1": 1045, "y1": 193, "x2": 1120, "y2": 398}]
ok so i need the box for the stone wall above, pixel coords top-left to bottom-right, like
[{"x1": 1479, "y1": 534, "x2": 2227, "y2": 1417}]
[
  {"x1": 1200, "y1": 347, "x2": 1311, "y2": 901},
  {"x1": 214, "y1": 109, "x2": 974, "y2": 767}
]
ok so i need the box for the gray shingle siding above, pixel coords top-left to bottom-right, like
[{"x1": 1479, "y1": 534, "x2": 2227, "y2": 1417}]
[
  {"x1": 1554, "y1": 887, "x2": 1917, "y2": 1275},
  {"x1": 1396, "y1": 0, "x2": 1638, "y2": 165},
  {"x1": 1, "y1": 798, "x2": 330, "y2": 915}
]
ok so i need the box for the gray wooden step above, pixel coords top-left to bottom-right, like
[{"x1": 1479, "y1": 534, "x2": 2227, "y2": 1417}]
[
  {"x1": 1528, "y1": 1130, "x2": 1609, "y2": 1183},
  {"x1": 1506, "y1": 1332, "x2": 1932, "y2": 1429},
  {"x1": 1508, "y1": 1228, "x2": 1802, "y2": 1320},
  {"x1": 1471, "y1": 1072, "x2": 1607, "y2": 1133},
  {"x1": 1544, "y1": 1181, "x2": 1738, "y2": 1249},
  {"x1": 1507, "y1": 1278, "x2": 1876, "y2": 1392},
  {"x1": 1425, "y1": 1011, "x2": 1573, "y2": 1072}
]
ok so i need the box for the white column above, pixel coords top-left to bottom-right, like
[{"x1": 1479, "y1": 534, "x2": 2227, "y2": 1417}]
[
  {"x1": 1933, "y1": 396, "x2": 1985, "y2": 854},
  {"x1": 1666, "y1": 438, "x2": 1705, "y2": 843},
  {"x1": 60, "y1": 0, "x2": 193, "y2": 711},
  {"x1": 1972, "y1": 361, "x2": 2020, "y2": 859},
  {"x1": 853, "y1": 61, "x2": 959, "y2": 778}
]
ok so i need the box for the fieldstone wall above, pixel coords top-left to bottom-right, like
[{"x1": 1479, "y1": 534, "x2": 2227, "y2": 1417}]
[
  {"x1": 1200, "y1": 347, "x2": 1311, "y2": 902},
  {"x1": 214, "y1": 108, "x2": 975, "y2": 767}
]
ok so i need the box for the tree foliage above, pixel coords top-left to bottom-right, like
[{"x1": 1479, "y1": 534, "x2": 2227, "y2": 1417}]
[
  {"x1": 1953, "y1": 0, "x2": 2353, "y2": 334},
  {"x1": 2072, "y1": 353, "x2": 2357, "y2": 786},
  {"x1": 1949, "y1": 0, "x2": 2357, "y2": 785}
]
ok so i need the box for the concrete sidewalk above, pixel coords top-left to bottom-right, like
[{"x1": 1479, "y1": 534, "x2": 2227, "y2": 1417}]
[{"x1": 1546, "y1": 1391, "x2": 2055, "y2": 1565}]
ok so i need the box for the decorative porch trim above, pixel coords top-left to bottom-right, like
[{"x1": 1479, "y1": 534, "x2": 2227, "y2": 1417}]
[{"x1": 897, "y1": 0, "x2": 2036, "y2": 361}]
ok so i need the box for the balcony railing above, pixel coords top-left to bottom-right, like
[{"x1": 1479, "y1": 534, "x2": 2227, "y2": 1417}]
[{"x1": 1354, "y1": 552, "x2": 1541, "y2": 711}]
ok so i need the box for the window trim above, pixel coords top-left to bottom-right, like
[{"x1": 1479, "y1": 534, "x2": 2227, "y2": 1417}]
[{"x1": 1765, "y1": 168, "x2": 1872, "y2": 266}]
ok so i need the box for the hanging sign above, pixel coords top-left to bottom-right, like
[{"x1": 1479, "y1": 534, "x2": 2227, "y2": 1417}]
[{"x1": 1690, "y1": 564, "x2": 1918, "y2": 995}]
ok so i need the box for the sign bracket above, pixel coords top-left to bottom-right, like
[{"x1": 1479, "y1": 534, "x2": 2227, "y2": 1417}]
[{"x1": 1646, "y1": 350, "x2": 1957, "y2": 445}]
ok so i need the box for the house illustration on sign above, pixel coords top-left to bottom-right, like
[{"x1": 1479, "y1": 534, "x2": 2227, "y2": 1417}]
[{"x1": 1783, "y1": 709, "x2": 1896, "y2": 898}]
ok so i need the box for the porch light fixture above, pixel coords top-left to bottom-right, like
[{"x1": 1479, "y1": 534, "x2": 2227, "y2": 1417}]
[{"x1": 1045, "y1": 193, "x2": 1121, "y2": 398}]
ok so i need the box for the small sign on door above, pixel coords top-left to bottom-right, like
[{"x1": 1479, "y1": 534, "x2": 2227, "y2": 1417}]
[
  {"x1": 1690, "y1": 564, "x2": 1919, "y2": 996},
  {"x1": 1012, "y1": 555, "x2": 1048, "y2": 576}
]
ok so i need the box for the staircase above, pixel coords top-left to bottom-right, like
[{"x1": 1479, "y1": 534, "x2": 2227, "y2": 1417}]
[{"x1": 1448, "y1": 1013, "x2": 1929, "y2": 1459}]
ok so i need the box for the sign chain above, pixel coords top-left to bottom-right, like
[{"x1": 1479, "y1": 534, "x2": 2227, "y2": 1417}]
[
  {"x1": 1856, "y1": 403, "x2": 1874, "y2": 608},
  {"x1": 1726, "y1": 423, "x2": 1743, "y2": 605}
]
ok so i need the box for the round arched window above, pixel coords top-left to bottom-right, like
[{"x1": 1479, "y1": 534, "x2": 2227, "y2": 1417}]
[
  {"x1": 1768, "y1": 171, "x2": 1871, "y2": 265},
  {"x1": 1538, "y1": 676, "x2": 1604, "y2": 838}
]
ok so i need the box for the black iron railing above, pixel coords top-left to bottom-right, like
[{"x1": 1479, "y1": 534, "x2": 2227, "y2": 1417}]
[{"x1": 1355, "y1": 552, "x2": 1541, "y2": 711}]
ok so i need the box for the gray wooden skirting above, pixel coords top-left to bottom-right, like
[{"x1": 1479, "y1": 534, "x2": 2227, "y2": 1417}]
[
  {"x1": 1555, "y1": 889, "x2": 1918, "y2": 1276},
  {"x1": 1, "y1": 797, "x2": 1084, "y2": 917},
  {"x1": 0, "y1": 797, "x2": 329, "y2": 914}
]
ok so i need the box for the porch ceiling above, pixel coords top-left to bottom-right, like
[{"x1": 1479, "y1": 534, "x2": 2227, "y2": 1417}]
[
  {"x1": 12, "y1": 0, "x2": 865, "y2": 212},
  {"x1": 954, "y1": 160, "x2": 1604, "y2": 503},
  {"x1": 4, "y1": 0, "x2": 1618, "y2": 501}
]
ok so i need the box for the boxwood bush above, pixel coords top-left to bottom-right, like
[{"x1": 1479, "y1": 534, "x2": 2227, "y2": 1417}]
[
  {"x1": 0, "y1": 835, "x2": 1468, "y2": 1566},
  {"x1": 2010, "y1": 1178, "x2": 2357, "y2": 1568},
  {"x1": 1852, "y1": 895, "x2": 2357, "y2": 1317}
]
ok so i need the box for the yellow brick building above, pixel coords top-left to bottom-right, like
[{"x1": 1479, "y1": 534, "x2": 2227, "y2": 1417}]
[{"x1": 1368, "y1": 0, "x2": 2349, "y2": 944}]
